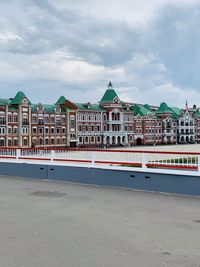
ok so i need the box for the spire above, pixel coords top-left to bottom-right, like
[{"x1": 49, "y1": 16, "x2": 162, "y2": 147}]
[
  {"x1": 108, "y1": 81, "x2": 113, "y2": 88},
  {"x1": 186, "y1": 100, "x2": 188, "y2": 110}
]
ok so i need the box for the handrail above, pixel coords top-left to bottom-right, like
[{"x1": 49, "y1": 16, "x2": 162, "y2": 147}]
[{"x1": 0, "y1": 147, "x2": 200, "y2": 155}]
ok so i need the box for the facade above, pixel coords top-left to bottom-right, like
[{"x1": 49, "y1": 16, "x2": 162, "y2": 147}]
[{"x1": 0, "y1": 82, "x2": 200, "y2": 148}]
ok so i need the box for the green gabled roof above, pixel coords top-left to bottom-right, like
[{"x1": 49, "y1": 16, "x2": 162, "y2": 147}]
[
  {"x1": 157, "y1": 102, "x2": 172, "y2": 114},
  {"x1": 0, "y1": 98, "x2": 10, "y2": 105},
  {"x1": 75, "y1": 103, "x2": 105, "y2": 111},
  {"x1": 31, "y1": 104, "x2": 56, "y2": 113},
  {"x1": 31, "y1": 104, "x2": 37, "y2": 112},
  {"x1": 169, "y1": 107, "x2": 182, "y2": 119},
  {"x1": 133, "y1": 104, "x2": 151, "y2": 117},
  {"x1": 194, "y1": 110, "x2": 200, "y2": 118},
  {"x1": 55, "y1": 96, "x2": 67, "y2": 105},
  {"x1": 144, "y1": 104, "x2": 151, "y2": 110},
  {"x1": 10, "y1": 91, "x2": 31, "y2": 105},
  {"x1": 43, "y1": 104, "x2": 56, "y2": 112},
  {"x1": 100, "y1": 82, "x2": 120, "y2": 103}
]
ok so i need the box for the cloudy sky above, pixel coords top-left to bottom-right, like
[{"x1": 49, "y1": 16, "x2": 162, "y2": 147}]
[{"x1": 0, "y1": 0, "x2": 200, "y2": 107}]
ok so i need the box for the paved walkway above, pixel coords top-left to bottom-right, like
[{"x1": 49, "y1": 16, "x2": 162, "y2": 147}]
[
  {"x1": 120, "y1": 143, "x2": 200, "y2": 152},
  {"x1": 0, "y1": 175, "x2": 199, "y2": 267}
]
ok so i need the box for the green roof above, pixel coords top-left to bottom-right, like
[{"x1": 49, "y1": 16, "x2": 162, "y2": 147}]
[
  {"x1": 10, "y1": 91, "x2": 31, "y2": 105},
  {"x1": 144, "y1": 104, "x2": 151, "y2": 110},
  {"x1": 100, "y1": 82, "x2": 120, "y2": 103},
  {"x1": 31, "y1": 104, "x2": 56, "y2": 113},
  {"x1": 169, "y1": 107, "x2": 182, "y2": 119},
  {"x1": 133, "y1": 104, "x2": 152, "y2": 117},
  {"x1": 0, "y1": 98, "x2": 10, "y2": 105},
  {"x1": 157, "y1": 102, "x2": 172, "y2": 114},
  {"x1": 75, "y1": 103, "x2": 105, "y2": 111},
  {"x1": 194, "y1": 110, "x2": 200, "y2": 118},
  {"x1": 55, "y1": 96, "x2": 67, "y2": 105}
]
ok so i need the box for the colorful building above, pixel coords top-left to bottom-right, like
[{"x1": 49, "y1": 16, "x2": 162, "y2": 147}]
[{"x1": 0, "y1": 82, "x2": 200, "y2": 148}]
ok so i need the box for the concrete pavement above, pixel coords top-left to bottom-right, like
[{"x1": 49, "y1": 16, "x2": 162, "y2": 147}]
[{"x1": 0, "y1": 175, "x2": 199, "y2": 267}]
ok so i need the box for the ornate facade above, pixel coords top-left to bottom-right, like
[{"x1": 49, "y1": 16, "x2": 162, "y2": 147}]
[{"x1": 0, "y1": 82, "x2": 200, "y2": 148}]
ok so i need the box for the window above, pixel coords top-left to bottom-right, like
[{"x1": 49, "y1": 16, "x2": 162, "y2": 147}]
[
  {"x1": 62, "y1": 116, "x2": 66, "y2": 123},
  {"x1": 13, "y1": 127, "x2": 18, "y2": 134},
  {"x1": 62, "y1": 128, "x2": 65, "y2": 134},
  {"x1": 32, "y1": 116, "x2": 37, "y2": 123},
  {"x1": 23, "y1": 127, "x2": 28, "y2": 134},
  {"x1": 56, "y1": 128, "x2": 60, "y2": 134},
  {"x1": 70, "y1": 117, "x2": 75, "y2": 128},
  {"x1": 50, "y1": 116, "x2": 55, "y2": 123},
  {"x1": 51, "y1": 128, "x2": 54, "y2": 134},
  {"x1": 51, "y1": 138, "x2": 55, "y2": 145},
  {"x1": 0, "y1": 139, "x2": 5, "y2": 146},
  {"x1": 22, "y1": 118, "x2": 28, "y2": 126},
  {"x1": 39, "y1": 138, "x2": 43, "y2": 145},
  {"x1": 8, "y1": 127, "x2": 12, "y2": 134},
  {"x1": 14, "y1": 116, "x2": 18, "y2": 122},
  {"x1": 8, "y1": 139, "x2": 12, "y2": 146},
  {"x1": 23, "y1": 139, "x2": 28, "y2": 146},
  {"x1": 32, "y1": 127, "x2": 37, "y2": 134},
  {"x1": 45, "y1": 128, "x2": 49, "y2": 134},
  {"x1": 14, "y1": 139, "x2": 18, "y2": 146},
  {"x1": 0, "y1": 127, "x2": 5, "y2": 134},
  {"x1": 8, "y1": 116, "x2": 12, "y2": 122},
  {"x1": 0, "y1": 117, "x2": 5, "y2": 124},
  {"x1": 44, "y1": 116, "x2": 49, "y2": 123}
]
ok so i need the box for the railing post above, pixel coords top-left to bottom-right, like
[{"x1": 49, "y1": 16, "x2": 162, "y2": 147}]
[
  {"x1": 142, "y1": 153, "x2": 147, "y2": 169},
  {"x1": 198, "y1": 155, "x2": 200, "y2": 172},
  {"x1": 51, "y1": 150, "x2": 55, "y2": 162},
  {"x1": 16, "y1": 149, "x2": 21, "y2": 160},
  {"x1": 91, "y1": 151, "x2": 95, "y2": 166}
]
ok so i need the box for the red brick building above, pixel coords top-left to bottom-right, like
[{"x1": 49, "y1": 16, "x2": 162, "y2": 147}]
[{"x1": 0, "y1": 82, "x2": 199, "y2": 148}]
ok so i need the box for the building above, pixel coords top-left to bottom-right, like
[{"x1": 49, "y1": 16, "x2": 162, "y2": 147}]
[{"x1": 0, "y1": 82, "x2": 200, "y2": 148}]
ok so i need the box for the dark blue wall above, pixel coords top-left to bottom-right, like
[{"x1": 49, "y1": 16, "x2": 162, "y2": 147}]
[{"x1": 0, "y1": 162, "x2": 200, "y2": 196}]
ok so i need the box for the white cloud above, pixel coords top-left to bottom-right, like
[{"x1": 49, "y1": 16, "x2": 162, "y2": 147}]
[{"x1": 0, "y1": 31, "x2": 22, "y2": 44}]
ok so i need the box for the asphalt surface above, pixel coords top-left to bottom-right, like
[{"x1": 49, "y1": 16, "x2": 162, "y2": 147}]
[{"x1": 0, "y1": 175, "x2": 200, "y2": 267}]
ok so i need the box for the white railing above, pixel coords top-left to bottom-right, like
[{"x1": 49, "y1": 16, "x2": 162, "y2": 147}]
[
  {"x1": 0, "y1": 148, "x2": 199, "y2": 171},
  {"x1": 0, "y1": 149, "x2": 16, "y2": 157}
]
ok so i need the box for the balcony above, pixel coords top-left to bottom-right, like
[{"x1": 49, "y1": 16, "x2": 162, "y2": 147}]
[
  {"x1": 55, "y1": 121, "x2": 61, "y2": 126},
  {"x1": 108, "y1": 120, "x2": 123, "y2": 125},
  {"x1": 38, "y1": 120, "x2": 44, "y2": 125},
  {"x1": 22, "y1": 121, "x2": 29, "y2": 126},
  {"x1": 0, "y1": 120, "x2": 6, "y2": 125}
]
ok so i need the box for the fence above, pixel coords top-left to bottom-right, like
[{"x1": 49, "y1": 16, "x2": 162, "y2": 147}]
[{"x1": 0, "y1": 147, "x2": 200, "y2": 171}]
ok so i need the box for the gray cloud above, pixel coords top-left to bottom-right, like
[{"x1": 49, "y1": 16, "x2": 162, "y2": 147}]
[{"x1": 0, "y1": 0, "x2": 200, "y2": 107}]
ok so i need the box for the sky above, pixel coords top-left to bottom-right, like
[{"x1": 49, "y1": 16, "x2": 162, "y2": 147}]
[{"x1": 0, "y1": 0, "x2": 200, "y2": 107}]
